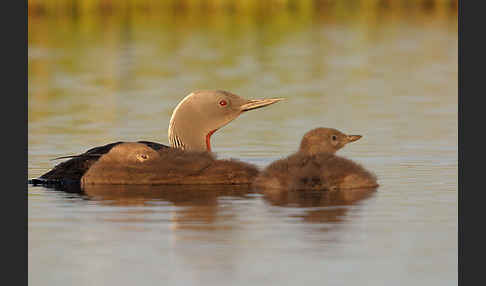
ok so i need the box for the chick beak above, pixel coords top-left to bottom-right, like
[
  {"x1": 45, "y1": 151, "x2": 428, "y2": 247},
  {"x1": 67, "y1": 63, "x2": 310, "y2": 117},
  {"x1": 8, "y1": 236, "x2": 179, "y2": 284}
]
[
  {"x1": 239, "y1": 98, "x2": 285, "y2": 112},
  {"x1": 345, "y1": 135, "x2": 362, "y2": 143}
]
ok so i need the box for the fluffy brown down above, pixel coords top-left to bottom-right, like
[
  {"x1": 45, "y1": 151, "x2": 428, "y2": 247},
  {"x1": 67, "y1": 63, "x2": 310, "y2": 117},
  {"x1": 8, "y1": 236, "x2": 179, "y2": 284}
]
[
  {"x1": 81, "y1": 143, "x2": 259, "y2": 185},
  {"x1": 253, "y1": 153, "x2": 377, "y2": 191}
]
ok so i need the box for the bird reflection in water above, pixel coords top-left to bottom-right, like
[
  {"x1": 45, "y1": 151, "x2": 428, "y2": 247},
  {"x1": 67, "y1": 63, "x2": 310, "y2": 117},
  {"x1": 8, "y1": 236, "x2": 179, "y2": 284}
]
[
  {"x1": 262, "y1": 187, "x2": 377, "y2": 224},
  {"x1": 44, "y1": 179, "x2": 377, "y2": 236},
  {"x1": 79, "y1": 184, "x2": 255, "y2": 232}
]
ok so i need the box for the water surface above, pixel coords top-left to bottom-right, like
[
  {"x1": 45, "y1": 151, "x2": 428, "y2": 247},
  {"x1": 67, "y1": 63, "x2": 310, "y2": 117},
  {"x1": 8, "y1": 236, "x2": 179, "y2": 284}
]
[{"x1": 28, "y1": 7, "x2": 457, "y2": 286}]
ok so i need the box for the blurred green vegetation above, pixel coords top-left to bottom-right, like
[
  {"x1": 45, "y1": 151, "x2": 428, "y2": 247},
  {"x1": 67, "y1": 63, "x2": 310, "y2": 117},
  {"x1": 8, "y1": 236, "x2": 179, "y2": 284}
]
[
  {"x1": 29, "y1": 0, "x2": 457, "y2": 18},
  {"x1": 28, "y1": 0, "x2": 457, "y2": 44}
]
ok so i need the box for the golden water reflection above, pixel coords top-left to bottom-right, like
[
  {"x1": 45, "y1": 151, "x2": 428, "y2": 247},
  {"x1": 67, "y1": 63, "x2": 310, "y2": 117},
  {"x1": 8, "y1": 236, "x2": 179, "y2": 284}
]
[
  {"x1": 82, "y1": 184, "x2": 255, "y2": 231},
  {"x1": 80, "y1": 183, "x2": 376, "y2": 230},
  {"x1": 263, "y1": 187, "x2": 377, "y2": 224}
]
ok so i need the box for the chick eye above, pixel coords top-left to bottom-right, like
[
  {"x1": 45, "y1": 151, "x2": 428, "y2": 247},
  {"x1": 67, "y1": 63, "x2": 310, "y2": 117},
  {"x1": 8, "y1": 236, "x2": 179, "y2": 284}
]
[
  {"x1": 331, "y1": 135, "x2": 337, "y2": 141},
  {"x1": 219, "y1": 99, "x2": 228, "y2": 107},
  {"x1": 136, "y1": 153, "x2": 149, "y2": 162}
]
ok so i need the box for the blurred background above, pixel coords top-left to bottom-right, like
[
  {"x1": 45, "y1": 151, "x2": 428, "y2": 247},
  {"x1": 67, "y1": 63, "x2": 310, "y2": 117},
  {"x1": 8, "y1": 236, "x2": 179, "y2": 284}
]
[{"x1": 28, "y1": 1, "x2": 457, "y2": 286}]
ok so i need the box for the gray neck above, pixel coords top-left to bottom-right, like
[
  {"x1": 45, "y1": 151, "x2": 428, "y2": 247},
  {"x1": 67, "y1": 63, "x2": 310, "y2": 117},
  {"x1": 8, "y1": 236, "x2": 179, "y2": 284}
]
[
  {"x1": 168, "y1": 120, "x2": 207, "y2": 151},
  {"x1": 167, "y1": 94, "x2": 209, "y2": 151}
]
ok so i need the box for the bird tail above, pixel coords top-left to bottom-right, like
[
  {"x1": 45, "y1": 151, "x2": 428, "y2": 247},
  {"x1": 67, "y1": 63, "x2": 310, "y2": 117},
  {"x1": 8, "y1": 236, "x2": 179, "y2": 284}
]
[{"x1": 28, "y1": 178, "x2": 82, "y2": 193}]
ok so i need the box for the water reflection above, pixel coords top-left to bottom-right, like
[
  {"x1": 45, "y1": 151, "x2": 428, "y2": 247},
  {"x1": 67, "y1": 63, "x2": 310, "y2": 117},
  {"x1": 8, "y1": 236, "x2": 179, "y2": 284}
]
[
  {"x1": 82, "y1": 184, "x2": 255, "y2": 231},
  {"x1": 79, "y1": 182, "x2": 378, "y2": 238},
  {"x1": 42, "y1": 181, "x2": 375, "y2": 230},
  {"x1": 263, "y1": 187, "x2": 377, "y2": 224}
]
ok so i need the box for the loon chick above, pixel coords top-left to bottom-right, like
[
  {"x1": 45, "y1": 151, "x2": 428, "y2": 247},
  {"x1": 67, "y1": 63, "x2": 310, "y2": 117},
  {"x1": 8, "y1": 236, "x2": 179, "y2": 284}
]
[
  {"x1": 253, "y1": 128, "x2": 378, "y2": 191},
  {"x1": 30, "y1": 90, "x2": 283, "y2": 186}
]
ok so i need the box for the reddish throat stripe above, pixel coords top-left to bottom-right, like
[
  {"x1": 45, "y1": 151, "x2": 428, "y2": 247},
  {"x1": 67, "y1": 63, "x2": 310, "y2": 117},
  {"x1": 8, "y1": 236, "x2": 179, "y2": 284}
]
[{"x1": 206, "y1": 130, "x2": 217, "y2": 152}]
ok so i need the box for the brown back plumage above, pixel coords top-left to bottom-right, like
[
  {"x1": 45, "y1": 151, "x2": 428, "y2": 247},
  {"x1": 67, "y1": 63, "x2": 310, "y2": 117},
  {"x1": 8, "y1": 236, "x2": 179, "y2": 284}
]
[
  {"x1": 33, "y1": 141, "x2": 169, "y2": 186},
  {"x1": 81, "y1": 143, "x2": 259, "y2": 185}
]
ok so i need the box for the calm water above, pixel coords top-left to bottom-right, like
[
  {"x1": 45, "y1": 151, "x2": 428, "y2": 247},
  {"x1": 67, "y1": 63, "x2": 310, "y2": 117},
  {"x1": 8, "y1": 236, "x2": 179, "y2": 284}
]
[{"x1": 28, "y1": 8, "x2": 457, "y2": 286}]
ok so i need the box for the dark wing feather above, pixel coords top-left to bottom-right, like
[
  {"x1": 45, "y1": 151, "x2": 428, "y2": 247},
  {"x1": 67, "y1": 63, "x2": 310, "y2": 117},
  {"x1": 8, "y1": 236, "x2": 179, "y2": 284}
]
[
  {"x1": 38, "y1": 142, "x2": 125, "y2": 182},
  {"x1": 137, "y1": 141, "x2": 170, "y2": 151},
  {"x1": 33, "y1": 141, "x2": 170, "y2": 186}
]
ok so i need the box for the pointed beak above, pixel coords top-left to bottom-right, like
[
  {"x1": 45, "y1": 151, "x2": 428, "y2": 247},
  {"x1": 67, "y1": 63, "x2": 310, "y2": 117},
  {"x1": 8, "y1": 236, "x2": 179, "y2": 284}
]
[
  {"x1": 345, "y1": 135, "x2": 362, "y2": 143},
  {"x1": 239, "y1": 98, "x2": 285, "y2": 112}
]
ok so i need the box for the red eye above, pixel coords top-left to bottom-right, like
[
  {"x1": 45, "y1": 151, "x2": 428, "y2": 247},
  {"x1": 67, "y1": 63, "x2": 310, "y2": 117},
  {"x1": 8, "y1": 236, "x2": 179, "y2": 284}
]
[{"x1": 219, "y1": 100, "x2": 227, "y2": 106}]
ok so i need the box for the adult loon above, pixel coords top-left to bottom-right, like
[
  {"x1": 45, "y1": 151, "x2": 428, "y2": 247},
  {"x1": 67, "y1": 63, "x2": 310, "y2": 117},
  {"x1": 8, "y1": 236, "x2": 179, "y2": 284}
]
[{"x1": 30, "y1": 90, "x2": 283, "y2": 187}]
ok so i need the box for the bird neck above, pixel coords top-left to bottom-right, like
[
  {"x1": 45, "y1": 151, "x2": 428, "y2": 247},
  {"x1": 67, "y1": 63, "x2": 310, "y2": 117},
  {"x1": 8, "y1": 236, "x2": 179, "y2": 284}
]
[
  {"x1": 167, "y1": 92, "x2": 224, "y2": 152},
  {"x1": 299, "y1": 139, "x2": 337, "y2": 156},
  {"x1": 168, "y1": 105, "x2": 215, "y2": 151},
  {"x1": 299, "y1": 146, "x2": 319, "y2": 156},
  {"x1": 168, "y1": 122, "x2": 210, "y2": 151}
]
